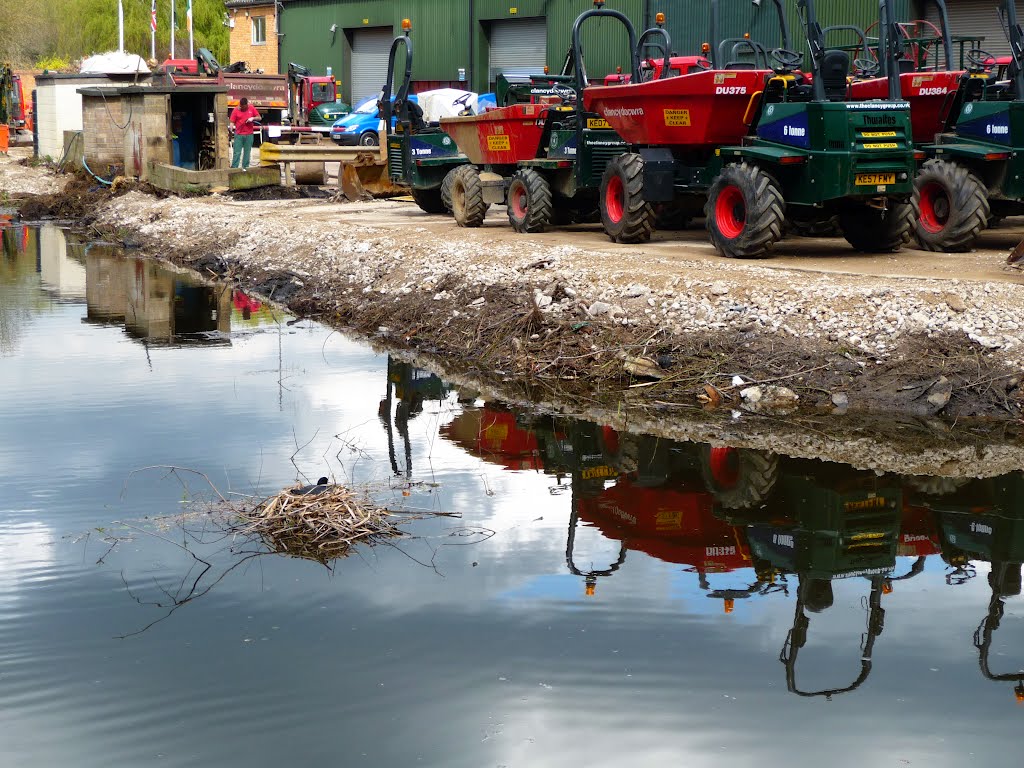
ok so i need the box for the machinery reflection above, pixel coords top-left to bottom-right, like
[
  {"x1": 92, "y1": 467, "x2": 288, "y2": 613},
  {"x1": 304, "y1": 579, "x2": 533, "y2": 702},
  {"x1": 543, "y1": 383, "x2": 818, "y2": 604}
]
[
  {"x1": 912, "y1": 474, "x2": 1024, "y2": 702},
  {"x1": 439, "y1": 398, "x2": 1024, "y2": 701}
]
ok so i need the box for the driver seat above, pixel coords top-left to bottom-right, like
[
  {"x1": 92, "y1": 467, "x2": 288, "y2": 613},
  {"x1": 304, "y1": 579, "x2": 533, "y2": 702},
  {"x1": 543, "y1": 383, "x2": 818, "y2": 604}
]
[{"x1": 821, "y1": 49, "x2": 851, "y2": 101}]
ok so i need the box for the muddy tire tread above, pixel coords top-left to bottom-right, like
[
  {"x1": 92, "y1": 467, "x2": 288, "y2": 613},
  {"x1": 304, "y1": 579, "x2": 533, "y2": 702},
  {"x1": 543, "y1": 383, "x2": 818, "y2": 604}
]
[
  {"x1": 840, "y1": 201, "x2": 914, "y2": 252},
  {"x1": 440, "y1": 168, "x2": 457, "y2": 213},
  {"x1": 450, "y1": 165, "x2": 488, "y2": 228},
  {"x1": 507, "y1": 168, "x2": 553, "y2": 233},
  {"x1": 600, "y1": 153, "x2": 655, "y2": 244},
  {"x1": 700, "y1": 447, "x2": 780, "y2": 510},
  {"x1": 912, "y1": 159, "x2": 990, "y2": 252},
  {"x1": 411, "y1": 186, "x2": 446, "y2": 214},
  {"x1": 705, "y1": 163, "x2": 785, "y2": 259}
]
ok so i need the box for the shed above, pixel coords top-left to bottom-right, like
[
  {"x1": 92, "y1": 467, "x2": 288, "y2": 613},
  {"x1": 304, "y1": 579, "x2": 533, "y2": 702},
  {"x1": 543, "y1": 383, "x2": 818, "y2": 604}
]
[
  {"x1": 34, "y1": 73, "x2": 131, "y2": 161},
  {"x1": 77, "y1": 83, "x2": 230, "y2": 180}
]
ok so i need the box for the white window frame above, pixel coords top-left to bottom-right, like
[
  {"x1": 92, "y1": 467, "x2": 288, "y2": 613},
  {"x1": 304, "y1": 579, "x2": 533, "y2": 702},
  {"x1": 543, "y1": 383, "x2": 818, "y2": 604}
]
[{"x1": 252, "y1": 16, "x2": 267, "y2": 46}]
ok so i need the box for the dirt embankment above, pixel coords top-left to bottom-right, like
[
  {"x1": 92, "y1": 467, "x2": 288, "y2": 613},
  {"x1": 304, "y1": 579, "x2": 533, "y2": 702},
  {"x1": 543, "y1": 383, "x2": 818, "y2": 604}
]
[{"x1": 7, "y1": 151, "x2": 1024, "y2": 420}]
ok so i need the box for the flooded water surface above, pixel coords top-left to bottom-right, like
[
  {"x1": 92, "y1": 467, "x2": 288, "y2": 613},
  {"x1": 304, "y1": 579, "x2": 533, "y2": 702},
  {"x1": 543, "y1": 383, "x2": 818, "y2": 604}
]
[{"x1": 2, "y1": 225, "x2": 1024, "y2": 767}]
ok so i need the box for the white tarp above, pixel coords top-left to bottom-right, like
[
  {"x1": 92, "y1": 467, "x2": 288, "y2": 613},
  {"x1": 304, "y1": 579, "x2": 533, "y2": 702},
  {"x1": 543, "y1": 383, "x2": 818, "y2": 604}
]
[
  {"x1": 80, "y1": 51, "x2": 151, "y2": 75},
  {"x1": 415, "y1": 88, "x2": 478, "y2": 121}
]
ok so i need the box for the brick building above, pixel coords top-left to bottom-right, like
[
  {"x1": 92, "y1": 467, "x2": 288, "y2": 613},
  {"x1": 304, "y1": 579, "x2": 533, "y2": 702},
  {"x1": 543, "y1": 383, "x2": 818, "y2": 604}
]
[{"x1": 225, "y1": 0, "x2": 280, "y2": 74}]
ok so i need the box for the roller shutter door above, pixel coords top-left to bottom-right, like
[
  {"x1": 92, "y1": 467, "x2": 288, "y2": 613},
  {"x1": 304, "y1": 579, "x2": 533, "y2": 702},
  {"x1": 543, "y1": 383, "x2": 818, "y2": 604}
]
[
  {"x1": 350, "y1": 27, "x2": 393, "y2": 104},
  {"x1": 925, "y1": 1, "x2": 1023, "y2": 59},
  {"x1": 488, "y1": 18, "x2": 547, "y2": 83}
]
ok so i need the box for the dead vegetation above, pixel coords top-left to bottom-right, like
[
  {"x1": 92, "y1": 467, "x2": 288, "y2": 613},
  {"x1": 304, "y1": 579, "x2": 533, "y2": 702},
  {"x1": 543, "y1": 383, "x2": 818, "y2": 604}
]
[{"x1": 233, "y1": 482, "x2": 404, "y2": 564}]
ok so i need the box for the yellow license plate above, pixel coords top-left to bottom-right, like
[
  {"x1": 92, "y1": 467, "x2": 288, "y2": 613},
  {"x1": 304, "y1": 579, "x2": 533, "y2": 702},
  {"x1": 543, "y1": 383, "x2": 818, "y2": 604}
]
[
  {"x1": 855, "y1": 173, "x2": 896, "y2": 185},
  {"x1": 587, "y1": 118, "x2": 611, "y2": 129},
  {"x1": 864, "y1": 142, "x2": 899, "y2": 149}
]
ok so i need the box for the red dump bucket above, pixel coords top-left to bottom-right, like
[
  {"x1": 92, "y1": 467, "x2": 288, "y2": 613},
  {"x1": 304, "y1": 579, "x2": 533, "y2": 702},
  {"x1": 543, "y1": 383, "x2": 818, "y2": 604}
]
[
  {"x1": 440, "y1": 104, "x2": 550, "y2": 165},
  {"x1": 584, "y1": 68, "x2": 770, "y2": 149}
]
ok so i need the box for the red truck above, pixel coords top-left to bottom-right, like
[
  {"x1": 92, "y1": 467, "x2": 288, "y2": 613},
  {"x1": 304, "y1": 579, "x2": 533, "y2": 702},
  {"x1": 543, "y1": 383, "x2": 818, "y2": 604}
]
[{"x1": 161, "y1": 50, "x2": 350, "y2": 143}]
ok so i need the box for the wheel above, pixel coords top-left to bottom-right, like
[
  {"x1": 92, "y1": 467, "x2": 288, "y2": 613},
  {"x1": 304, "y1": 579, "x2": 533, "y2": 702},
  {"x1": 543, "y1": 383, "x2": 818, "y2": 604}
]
[
  {"x1": 411, "y1": 186, "x2": 446, "y2": 214},
  {"x1": 912, "y1": 159, "x2": 990, "y2": 252},
  {"x1": 699, "y1": 446, "x2": 779, "y2": 510},
  {"x1": 506, "y1": 168, "x2": 553, "y2": 233},
  {"x1": 599, "y1": 153, "x2": 655, "y2": 243},
  {"x1": 358, "y1": 131, "x2": 380, "y2": 147},
  {"x1": 449, "y1": 165, "x2": 488, "y2": 228},
  {"x1": 654, "y1": 202, "x2": 691, "y2": 231},
  {"x1": 440, "y1": 168, "x2": 457, "y2": 213},
  {"x1": 786, "y1": 213, "x2": 841, "y2": 238},
  {"x1": 705, "y1": 163, "x2": 785, "y2": 258},
  {"x1": 839, "y1": 200, "x2": 914, "y2": 252}
]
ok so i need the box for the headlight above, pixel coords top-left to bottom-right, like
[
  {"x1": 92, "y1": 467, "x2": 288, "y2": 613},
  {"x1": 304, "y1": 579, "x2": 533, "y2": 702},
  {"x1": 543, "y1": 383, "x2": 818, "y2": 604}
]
[{"x1": 346, "y1": 124, "x2": 358, "y2": 131}]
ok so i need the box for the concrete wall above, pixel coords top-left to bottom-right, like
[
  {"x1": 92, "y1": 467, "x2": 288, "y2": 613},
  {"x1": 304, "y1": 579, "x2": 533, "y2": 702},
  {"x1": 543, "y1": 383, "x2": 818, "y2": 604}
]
[
  {"x1": 82, "y1": 90, "x2": 229, "y2": 181},
  {"x1": 35, "y1": 81, "x2": 88, "y2": 160},
  {"x1": 228, "y1": 3, "x2": 280, "y2": 74}
]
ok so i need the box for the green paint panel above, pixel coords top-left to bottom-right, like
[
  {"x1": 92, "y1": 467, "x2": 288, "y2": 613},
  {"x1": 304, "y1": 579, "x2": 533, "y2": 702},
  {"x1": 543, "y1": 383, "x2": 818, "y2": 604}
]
[{"x1": 282, "y1": 0, "x2": 901, "y2": 99}]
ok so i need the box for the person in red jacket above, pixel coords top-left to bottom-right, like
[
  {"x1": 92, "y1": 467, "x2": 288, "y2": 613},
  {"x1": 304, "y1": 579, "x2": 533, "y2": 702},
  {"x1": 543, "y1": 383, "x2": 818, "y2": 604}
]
[{"x1": 229, "y1": 97, "x2": 261, "y2": 170}]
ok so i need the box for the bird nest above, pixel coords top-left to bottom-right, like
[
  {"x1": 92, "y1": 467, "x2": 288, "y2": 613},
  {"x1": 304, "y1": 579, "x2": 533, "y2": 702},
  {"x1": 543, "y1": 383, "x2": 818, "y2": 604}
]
[{"x1": 233, "y1": 483, "x2": 403, "y2": 564}]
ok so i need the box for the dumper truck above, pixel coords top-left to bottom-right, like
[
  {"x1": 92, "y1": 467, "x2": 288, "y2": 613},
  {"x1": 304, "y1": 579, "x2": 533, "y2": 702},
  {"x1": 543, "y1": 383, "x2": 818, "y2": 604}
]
[{"x1": 162, "y1": 50, "x2": 350, "y2": 144}]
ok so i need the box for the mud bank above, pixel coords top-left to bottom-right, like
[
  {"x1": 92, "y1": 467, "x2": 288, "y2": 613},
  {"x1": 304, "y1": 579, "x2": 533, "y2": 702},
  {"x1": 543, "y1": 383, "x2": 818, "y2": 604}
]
[{"x1": 8, "y1": 151, "x2": 1024, "y2": 420}]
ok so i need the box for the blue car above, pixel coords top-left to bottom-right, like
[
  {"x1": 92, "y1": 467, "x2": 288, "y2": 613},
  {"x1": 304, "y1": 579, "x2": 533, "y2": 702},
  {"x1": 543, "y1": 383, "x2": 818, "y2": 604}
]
[{"x1": 331, "y1": 95, "x2": 417, "y2": 147}]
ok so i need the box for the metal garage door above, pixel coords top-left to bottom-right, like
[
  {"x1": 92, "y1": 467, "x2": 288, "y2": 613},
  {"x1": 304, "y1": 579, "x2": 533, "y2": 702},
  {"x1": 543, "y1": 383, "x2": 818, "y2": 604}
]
[
  {"x1": 925, "y1": 0, "x2": 1023, "y2": 59},
  {"x1": 350, "y1": 27, "x2": 394, "y2": 105},
  {"x1": 488, "y1": 18, "x2": 547, "y2": 83}
]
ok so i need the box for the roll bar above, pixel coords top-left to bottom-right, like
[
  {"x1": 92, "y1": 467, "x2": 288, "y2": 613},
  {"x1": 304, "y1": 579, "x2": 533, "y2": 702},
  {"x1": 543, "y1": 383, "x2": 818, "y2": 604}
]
[
  {"x1": 973, "y1": 562, "x2": 1024, "y2": 699},
  {"x1": 565, "y1": 509, "x2": 628, "y2": 595},
  {"x1": 710, "y1": 0, "x2": 791, "y2": 69},
  {"x1": 571, "y1": 4, "x2": 640, "y2": 89},
  {"x1": 378, "y1": 30, "x2": 414, "y2": 129},
  {"x1": 780, "y1": 574, "x2": 887, "y2": 698},
  {"x1": 636, "y1": 27, "x2": 673, "y2": 80},
  {"x1": 999, "y1": 0, "x2": 1024, "y2": 99}
]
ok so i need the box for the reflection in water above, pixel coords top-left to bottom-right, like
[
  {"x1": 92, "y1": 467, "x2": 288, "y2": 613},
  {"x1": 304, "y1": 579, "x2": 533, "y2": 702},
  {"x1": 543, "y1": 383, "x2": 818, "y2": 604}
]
[
  {"x1": 430, "y1": 371, "x2": 1024, "y2": 703},
  {"x1": 5, "y1": 225, "x2": 1024, "y2": 766}
]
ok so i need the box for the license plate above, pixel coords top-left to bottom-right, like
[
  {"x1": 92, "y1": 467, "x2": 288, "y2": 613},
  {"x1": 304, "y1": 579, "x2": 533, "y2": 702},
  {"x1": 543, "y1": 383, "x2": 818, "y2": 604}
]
[
  {"x1": 587, "y1": 118, "x2": 611, "y2": 130},
  {"x1": 855, "y1": 173, "x2": 896, "y2": 185}
]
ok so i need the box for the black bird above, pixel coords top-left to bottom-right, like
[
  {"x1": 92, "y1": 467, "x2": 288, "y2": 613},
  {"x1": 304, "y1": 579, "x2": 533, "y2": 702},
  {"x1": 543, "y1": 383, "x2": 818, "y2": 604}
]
[{"x1": 291, "y1": 476, "x2": 330, "y2": 496}]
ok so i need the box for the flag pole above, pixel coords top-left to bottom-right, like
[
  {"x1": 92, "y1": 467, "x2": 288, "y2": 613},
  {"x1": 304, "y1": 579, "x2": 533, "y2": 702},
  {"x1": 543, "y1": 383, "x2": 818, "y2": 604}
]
[
  {"x1": 188, "y1": 1, "x2": 194, "y2": 59},
  {"x1": 171, "y1": 0, "x2": 176, "y2": 59},
  {"x1": 118, "y1": 0, "x2": 124, "y2": 53},
  {"x1": 151, "y1": 1, "x2": 157, "y2": 60}
]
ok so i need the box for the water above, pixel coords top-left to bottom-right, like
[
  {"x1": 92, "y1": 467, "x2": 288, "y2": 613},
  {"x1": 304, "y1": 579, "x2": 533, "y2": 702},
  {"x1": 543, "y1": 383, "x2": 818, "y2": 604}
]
[{"x1": 2, "y1": 224, "x2": 1024, "y2": 767}]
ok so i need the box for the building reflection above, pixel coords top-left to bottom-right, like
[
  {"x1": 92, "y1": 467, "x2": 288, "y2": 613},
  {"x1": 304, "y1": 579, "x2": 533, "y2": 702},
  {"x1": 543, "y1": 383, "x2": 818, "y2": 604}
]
[{"x1": 84, "y1": 244, "x2": 233, "y2": 346}]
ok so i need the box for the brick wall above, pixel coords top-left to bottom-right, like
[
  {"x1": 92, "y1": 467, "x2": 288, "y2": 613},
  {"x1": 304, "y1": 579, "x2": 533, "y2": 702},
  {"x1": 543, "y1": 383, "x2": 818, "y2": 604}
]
[
  {"x1": 82, "y1": 95, "x2": 128, "y2": 174},
  {"x1": 228, "y1": 4, "x2": 279, "y2": 74}
]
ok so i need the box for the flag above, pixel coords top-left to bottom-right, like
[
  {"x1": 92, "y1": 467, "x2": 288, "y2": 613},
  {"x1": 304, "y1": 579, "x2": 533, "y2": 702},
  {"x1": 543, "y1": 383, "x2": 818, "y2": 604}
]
[
  {"x1": 150, "y1": 0, "x2": 157, "y2": 32},
  {"x1": 186, "y1": 0, "x2": 193, "y2": 33}
]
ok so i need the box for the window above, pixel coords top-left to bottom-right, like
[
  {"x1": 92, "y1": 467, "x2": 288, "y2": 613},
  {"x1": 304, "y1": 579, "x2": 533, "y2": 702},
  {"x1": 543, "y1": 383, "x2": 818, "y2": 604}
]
[
  {"x1": 252, "y1": 16, "x2": 266, "y2": 45},
  {"x1": 312, "y1": 83, "x2": 334, "y2": 103}
]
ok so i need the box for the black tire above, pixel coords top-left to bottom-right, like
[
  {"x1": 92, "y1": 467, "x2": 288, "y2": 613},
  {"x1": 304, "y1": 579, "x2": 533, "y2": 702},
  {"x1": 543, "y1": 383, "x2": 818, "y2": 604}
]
[
  {"x1": 839, "y1": 201, "x2": 914, "y2": 252},
  {"x1": 358, "y1": 131, "x2": 380, "y2": 147},
  {"x1": 411, "y1": 186, "x2": 446, "y2": 214},
  {"x1": 912, "y1": 159, "x2": 989, "y2": 252},
  {"x1": 705, "y1": 163, "x2": 785, "y2": 258},
  {"x1": 654, "y1": 202, "x2": 691, "y2": 231},
  {"x1": 599, "y1": 153, "x2": 655, "y2": 243},
  {"x1": 507, "y1": 168, "x2": 553, "y2": 233},
  {"x1": 787, "y1": 213, "x2": 842, "y2": 238},
  {"x1": 449, "y1": 165, "x2": 488, "y2": 228},
  {"x1": 699, "y1": 446, "x2": 779, "y2": 510},
  {"x1": 440, "y1": 168, "x2": 457, "y2": 213}
]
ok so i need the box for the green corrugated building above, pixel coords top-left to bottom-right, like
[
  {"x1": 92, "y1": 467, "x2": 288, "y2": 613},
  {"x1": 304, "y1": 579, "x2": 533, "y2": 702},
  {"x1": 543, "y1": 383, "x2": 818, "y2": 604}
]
[{"x1": 276, "y1": 0, "x2": 920, "y2": 104}]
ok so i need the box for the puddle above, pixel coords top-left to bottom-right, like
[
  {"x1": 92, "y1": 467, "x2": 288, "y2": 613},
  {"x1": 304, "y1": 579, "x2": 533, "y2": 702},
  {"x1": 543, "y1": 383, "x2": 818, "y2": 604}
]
[{"x1": 1, "y1": 224, "x2": 1023, "y2": 767}]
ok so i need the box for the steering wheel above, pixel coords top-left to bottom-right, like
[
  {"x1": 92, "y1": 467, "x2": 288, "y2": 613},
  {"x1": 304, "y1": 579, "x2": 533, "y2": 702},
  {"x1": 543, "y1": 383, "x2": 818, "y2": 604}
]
[
  {"x1": 770, "y1": 48, "x2": 803, "y2": 71},
  {"x1": 695, "y1": 57, "x2": 713, "y2": 71},
  {"x1": 853, "y1": 57, "x2": 881, "y2": 77},
  {"x1": 966, "y1": 48, "x2": 996, "y2": 72},
  {"x1": 452, "y1": 92, "x2": 473, "y2": 107}
]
